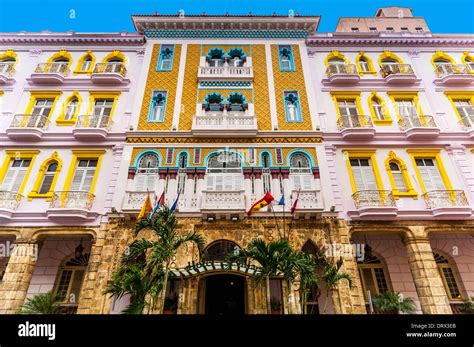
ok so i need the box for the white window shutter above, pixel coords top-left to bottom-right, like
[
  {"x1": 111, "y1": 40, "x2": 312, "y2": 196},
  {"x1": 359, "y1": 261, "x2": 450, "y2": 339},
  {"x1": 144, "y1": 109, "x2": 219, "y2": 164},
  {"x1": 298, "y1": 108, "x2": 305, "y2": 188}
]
[
  {"x1": 215, "y1": 176, "x2": 223, "y2": 190},
  {"x1": 427, "y1": 165, "x2": 445, "y2": 190},
  {"x1": 417, "y1": 166, "x2": 433, "y2": 191},
  {"x1": 206, "y1": 175, "x2": 214, "y2": 190},
  {"x1": 11, "y1": 168, "x2": 27, "y2": 192},
  {"x1": 362, "y1": 166, "x2": 378, "y2": 190},
  {"x1": 1, "y1": 169, "x2": 16, "y2": 191},
  {"x1": 351, "y1": 167, "x2": 365, "y2": 191},
  {"x1": 302, "y1": 175, "x2": 313, "y2": 190},
  {"x1": 146, "y1": 175, "x2": 157, "y2": 191},
  {"x1": 81, "y1": 169, "x2": 95, "y2": 191},
  {"x1": 70, "y1": 169, "x2": 84, "y2": 191},
  {"x1": 393, "y1": 172, "x2": 407, "y2": 192},
  {"x1": 134, "y1": 174, "x2": 146, "y2": 191},
  {"x1": 291, "y1": 175, "x2": 302, "y2": 190}
]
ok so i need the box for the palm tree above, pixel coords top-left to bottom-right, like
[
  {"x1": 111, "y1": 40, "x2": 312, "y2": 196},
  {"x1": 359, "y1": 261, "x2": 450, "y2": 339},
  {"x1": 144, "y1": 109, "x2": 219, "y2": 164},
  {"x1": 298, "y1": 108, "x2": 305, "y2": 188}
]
[
  {"x1": 20, "y1": 291, "x2": 61, "y2": 314},
  {"x1": 226, "y1": 238, "x2": 311, "y2": 314},
  {"x1": 321, "y1": 257, "x2": 352, "y2": 313},
  {"x1": 106, "y1": 206, "x2": 205, "y2": 314},
  {"x1": 372, "y1": 291, "x2": 416, "y2": 314}
]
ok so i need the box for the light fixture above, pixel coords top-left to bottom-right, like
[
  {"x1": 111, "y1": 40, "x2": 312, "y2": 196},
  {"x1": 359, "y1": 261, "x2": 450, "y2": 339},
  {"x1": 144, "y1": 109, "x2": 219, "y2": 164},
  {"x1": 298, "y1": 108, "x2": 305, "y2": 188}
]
[
  {"x1": 207, "y1": 216, "x2": 214, "y2": 222},
  {"x1": 231, "y1": 216, "x2": 238, "y2": 221},
  {"x1": 75, "y1": 239, "x2": 84, "y2": 258}
]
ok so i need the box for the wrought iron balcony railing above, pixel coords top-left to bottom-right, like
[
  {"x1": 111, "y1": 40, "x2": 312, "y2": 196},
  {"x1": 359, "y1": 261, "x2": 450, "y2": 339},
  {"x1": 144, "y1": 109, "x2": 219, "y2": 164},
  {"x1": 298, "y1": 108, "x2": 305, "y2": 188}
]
[
  {"x1": 0, "y1": 191, "x2": 22, "y2": 210},
  {"x1": 49, "y1": 191, "x2": 94, "y2": 210},
  {"x1": 398, "y1": 115, "x2": 437, "y2": 130},
  {"x1": 92, "y1": 62, "x2": 127, "y2": 76},
  {"x1": 435, "y1": 64, "x2": 471, "y2": 77},
  {"x1": 326, "y1": 64, "x2": 358, "y2": 77},
  {"x1": 352, "y1": 190, "x2": 396, "y2": 209},
  {"x1": 422, "y1": 190, "x2": 468, "y2": 209},
  {"x1": 9, "y1": 114, "x2": 50, "y2": 129},
  {"x1": 199, "y1": 65, "x2": 252, "y2": 77},
  {"x1": 380, "y1": 64, "x2": 415, "y2": 78},
  {"x1": 34, "y1": 62, "x2": 70, "y2": 76},
  {"x1": 75, "y1": 115, "x2": 112, "y2": 129},
  {"x1": 337, "y1": 114, "x2": 373, "y2": 130}
]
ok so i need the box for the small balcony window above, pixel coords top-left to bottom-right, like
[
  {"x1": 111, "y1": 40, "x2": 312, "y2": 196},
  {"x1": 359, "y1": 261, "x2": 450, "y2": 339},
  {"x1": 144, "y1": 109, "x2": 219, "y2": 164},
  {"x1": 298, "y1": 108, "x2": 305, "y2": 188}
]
[
  {"x1": 369, "y1": 27, "x2": 377, "y2": 33},
  {"x1": 415, "y1": 27, "x2": 424, "y2": 33},
  {"x1": 278, "y1": 45, "x2": 294, "y2": 71},
  {"x1": 148, "y1": 91, "x2": 167, "y2": 122},
  {"x1": 158, "y1": 45, "x2": 174, "y2": 71}
]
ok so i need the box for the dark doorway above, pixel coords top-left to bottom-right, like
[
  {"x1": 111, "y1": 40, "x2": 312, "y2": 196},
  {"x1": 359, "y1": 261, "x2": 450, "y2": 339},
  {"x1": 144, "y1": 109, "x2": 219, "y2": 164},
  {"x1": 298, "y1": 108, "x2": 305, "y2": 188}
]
[{"x1": 205, "y1": 275, "x2": 245, "y2": 315}]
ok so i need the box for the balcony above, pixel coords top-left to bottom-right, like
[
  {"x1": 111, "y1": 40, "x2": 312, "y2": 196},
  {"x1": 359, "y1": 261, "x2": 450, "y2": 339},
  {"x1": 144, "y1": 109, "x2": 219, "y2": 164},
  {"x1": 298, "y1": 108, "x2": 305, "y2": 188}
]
[
  {"x1": 91, "y1": 63, "x2": 128, "y2": 84},
  {"x1": 423, "y1": 190, "x2": 471, "y2": 217},
  {"x1": 191, "y1": 110, "x2": 258, "y2": 137},
  {"x1": 46, "y1": 191, "x2": 97, "y2": 221},
  {"x1": 200, "y1": 190, "x2": 246, "y2": 219},
  {"x1": 290, "y1": 190, "x2": 324, "y2": 218},
  {"x1": 0, "y1": 191, "x2": 22, "y2": 220},
  {"x1": 122, "y1": 191, "x2": 149, "y2": 212},
  {"x1": 460, "y1": 114, "x2": 474, "y2": 138},
  {"x1": 30, "y1": 63, "x2": 70, "y2": 84},
  {"x1": 380, "y1": 64, "x2": 417, "y2": 84},
  {"x1": 398, "y1": 115, "x2": 440, "y2": 139},
  {"x1": 72, "y1": 115, "x2": 112, "y2": 140},
  {"x1": 337, "y1": 115, "x2": 375, "y2": 139},
  {"x1": 0, "y1": 63, "x2": 15, "y2": 84},
  {"x1": 435, "y1": 64, "x2": 473, "y2": 85},
  {"x1": 350, "y1": 190, "x2": 398, "y2": 218},
  {"x1": 198, "y1": 65, "x2": 253, "y2": 81},
  {"x1": 6, "y1": 114, "x2": 50, "y2": 140},
  {"x1": 325, "y1": 64, "x2": 360, "y2": 84}
]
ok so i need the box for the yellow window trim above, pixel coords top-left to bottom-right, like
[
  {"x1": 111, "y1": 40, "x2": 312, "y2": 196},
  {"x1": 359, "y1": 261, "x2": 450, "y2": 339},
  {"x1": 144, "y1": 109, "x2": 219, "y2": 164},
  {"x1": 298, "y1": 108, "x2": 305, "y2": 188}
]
[
  {"x1": 62, "y1": 150, "x2": 106, "y2": 194},
  {"x1": 87, "y1": 91, "x2": 121, "y2": 121},
  {"x1": 342, "y1": 150, "x2": 384, "y2": 193},
  {"x1": 0, "y1": 150, "x2": 40, "y2": 195},
  {"x1": 47, "y1": 50, "x2": 73, "y2": 69},
  {"x1": 56, "y1": 91, "x2": 82, "y2": 126},
  {"x1": 101, "y1": 50, "x2": 126, "y2": 64},
  {"x1": 0, "y1": 50, "x2": 19, "y2": 69},
  {"x1": 461, "y1": 52, "x2": 474, "y2": 75},
  {"x1": 324, "y1": 51, "x2": 350, "y2": 68},
  {"x1": 431, "y1": 51, "x2": 455, "y2": 77},
  {"x1": 368, "y1": 92, "x2": 392, "y2": 125},
  {"x1": 437, "y1": 263, "x2": 464, "y2": 301},
  {"x1": 25, "y1": 91, "x2": 62, "y2": 121},
  {"x1": 28, "y1": 152, "x2": 62, "y2": 201},
  {"x1": 407, "y1": 149, "x2": 453, "y2": 193},
  {"x1": 330, "y1": 91, "x2": 364, "y2": 121},
  {"x1": 358, "y1": 263, "x2": 392, "y2": 300},
  {"x1": 355, "y1": 51, "x2": 376, "y2": 75},
  {"x1": 378, "y1": 50, "x2": 404, "y2": 68},
  {"x1": 74, "y1": 50, "x2": 96, "y2": 75},
  {"x1": 444, "y1": 92, "x2": 474, "y2": 124},
  {"x1": 385, "y1": 151, "x2": 417, "y2": 199}
]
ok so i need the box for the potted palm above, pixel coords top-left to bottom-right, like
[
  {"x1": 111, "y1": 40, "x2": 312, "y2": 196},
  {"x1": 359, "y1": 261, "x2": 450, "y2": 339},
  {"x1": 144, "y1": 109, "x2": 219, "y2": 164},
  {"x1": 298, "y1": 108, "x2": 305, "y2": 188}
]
[
  {"x1": 458, "y1": 297, "x2": 474, "y2": 314},
  {"x1": 270, "y1": 297, "x2": 283, "y2": 315},
  {"x1": 372, "y1": 291, "x2": 416, "y2": 314}
]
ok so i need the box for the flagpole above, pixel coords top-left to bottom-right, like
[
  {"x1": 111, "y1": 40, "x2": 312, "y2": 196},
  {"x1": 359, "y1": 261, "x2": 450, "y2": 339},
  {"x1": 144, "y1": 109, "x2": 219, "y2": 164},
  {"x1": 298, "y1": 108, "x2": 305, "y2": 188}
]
[
  {"x1": 282, "y1": 190, "x2": 286, "y2": 240},
  {"x1": 269, "y1": 202, "x2": 282, "y2": 240}
]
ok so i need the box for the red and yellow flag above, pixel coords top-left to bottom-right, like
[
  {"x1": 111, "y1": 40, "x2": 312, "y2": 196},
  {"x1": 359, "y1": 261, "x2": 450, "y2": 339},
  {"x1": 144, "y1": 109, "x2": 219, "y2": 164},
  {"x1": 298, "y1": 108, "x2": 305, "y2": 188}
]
[
  {"x1": 247, "y1": 192, "x2": 274, "y2": 215},
  {"x1": 138, "y1": 192, "x2": 153, "y2": 220}
]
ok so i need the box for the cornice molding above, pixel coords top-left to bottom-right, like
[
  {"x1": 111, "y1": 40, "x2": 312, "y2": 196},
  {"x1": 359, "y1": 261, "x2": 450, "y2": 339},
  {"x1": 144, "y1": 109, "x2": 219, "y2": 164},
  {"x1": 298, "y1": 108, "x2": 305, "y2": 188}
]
[
  {"x1": 0, "y1": 33, "x2": 145, "y2": 45},
  {"x1": 306, "y1": 36, "x2": 474, "y2": 48}
]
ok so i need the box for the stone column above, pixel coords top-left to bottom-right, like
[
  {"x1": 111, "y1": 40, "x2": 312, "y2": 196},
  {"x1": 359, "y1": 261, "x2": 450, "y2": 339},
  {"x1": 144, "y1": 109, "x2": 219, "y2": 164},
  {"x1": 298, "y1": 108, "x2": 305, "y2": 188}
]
[
  {"x1": 254, "y1": 170, "x2": 263, "y2": 198},
  {"x1": 243, "y1": 169, "x2": 252, "y2": 210},
  {"x1": 403, "y1": 227, "x2": 452, "y2": 314},
  {"x1": 270, "y1": 169, "x2": 281, "y2": 198},
  {"x1": 184, "y1": 170, "x2": 196, "y2": 209},
  {"x1": 196, "y1": 170, "x2": 205, "y2": 208},
  {"x1": 0, "y1": 240, "x2": 39, "y2": 314},
  {"x1": 167, "y1": 170, "x2": 178, "y2": 205}
]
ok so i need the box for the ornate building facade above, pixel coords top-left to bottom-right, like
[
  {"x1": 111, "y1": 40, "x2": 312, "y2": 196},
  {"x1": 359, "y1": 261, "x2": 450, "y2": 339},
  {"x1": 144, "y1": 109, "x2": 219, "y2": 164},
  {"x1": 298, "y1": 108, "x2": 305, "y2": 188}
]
[{"x1": 0, "y1": 7, "x2": 472, "y2": 315}]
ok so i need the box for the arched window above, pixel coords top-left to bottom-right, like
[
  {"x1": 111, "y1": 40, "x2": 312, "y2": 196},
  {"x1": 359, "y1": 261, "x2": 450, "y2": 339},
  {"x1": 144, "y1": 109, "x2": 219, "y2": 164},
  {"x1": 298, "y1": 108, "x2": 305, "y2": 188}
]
[
  {"x1": 149, "y1": 92, "x2": 167, "y2": 122},
  {"x1": 358, "y1": 56, "x2": 370, "y2": 72},
  {"x1": 357, "y1": 247, "x2": 391, "y2": 300},
  {"x1": 262, "y1": 152, "x2": 271, "y2": 193},
  {"x1": 135, "y1": 153, "x2": 159, "y2": 191},
  {"x1": 177, "y1": 152, "x2": 188, "y2": 195},
  {"x1": 64, "y1": 97, "x2": 79, "y2": 121},
  {"x1": 385, "y1": 151, "x2": 417, "y2": 198},
  {"x1": 81, "y1": 57, "x2": 92, "y2": 72},
  {"x1": 39, "y1": 162, "x2": 58, "y2": 194},
  {"x1": 465, "y1": 56, "x2": 474, "y2": 71},
  {"x1": 279, "y1": 46, "x2": 293, "y2": 71},
  {"x1": 434, "y1": 252, "x2": 463, "y2": 300},
  {"x1": 284, "y1": 92, "x2": 301, "y2": 122},
  {"x1": 206, "y1": 152, "x2": 243, "y2": 191},
  {"x1": 289, "y1": 153, "x2": 313, "y2": 191},
  {"x1": 202, "y1": 240, "x2": 240, "y2": 261},
  {"x1": 227, "y1": 93, "x2": 246, "y2": 113},
  {"x1": 0, "y1": 56, "x2": 16, "y2": 75},
  {"x1": 379, "y1": 51, "x2": 404, "y2": 77},
  {"x1": 204, "y1": 93, "x2": 224, "y2": 113},
  {"x1": 228, "y1": 48, "x2": 246, "y2": 67},
  {"x1": 54, "y1": 249, "x2": 89, "y2": 311},
  {"x1": 51, "y1": 57, "x2": 70, "y2": 73},
  {"x1": 389, "y1": 162, "x2": 408, "y2": 192},
  {"x1": 206, "y1": 48, "x2": 225, "y2": 67},
  {"x1": 356, "y1": 52, "x2": 375, "y2": 74},
  {"x1": 368, "y1": 93, "x2": 391, "y2": 123}
]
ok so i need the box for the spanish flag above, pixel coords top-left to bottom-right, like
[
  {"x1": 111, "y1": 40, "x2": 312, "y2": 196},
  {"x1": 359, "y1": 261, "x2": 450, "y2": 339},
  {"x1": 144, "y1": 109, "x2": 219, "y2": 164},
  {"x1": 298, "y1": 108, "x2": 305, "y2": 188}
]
[
  {"x1": 247, "y1": 191, "x2": 274, "y2": 215},
  {"x1": 137, "y1": 192, "x2": 153, "y2": 220}
]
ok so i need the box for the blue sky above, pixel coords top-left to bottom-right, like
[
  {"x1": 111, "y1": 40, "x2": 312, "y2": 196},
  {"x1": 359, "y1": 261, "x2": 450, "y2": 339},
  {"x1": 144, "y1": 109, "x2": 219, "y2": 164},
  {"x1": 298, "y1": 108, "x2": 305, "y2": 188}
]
[{"x1": 0, "y1": 0, "x2": 472, "y2": 33}]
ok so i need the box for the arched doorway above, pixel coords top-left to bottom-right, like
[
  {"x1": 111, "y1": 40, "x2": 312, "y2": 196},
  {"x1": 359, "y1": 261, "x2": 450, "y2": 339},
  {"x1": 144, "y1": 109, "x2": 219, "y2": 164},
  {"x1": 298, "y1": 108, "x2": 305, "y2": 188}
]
[{"x1": 202, "y1": 274, "x2": 246, "y2": 315}]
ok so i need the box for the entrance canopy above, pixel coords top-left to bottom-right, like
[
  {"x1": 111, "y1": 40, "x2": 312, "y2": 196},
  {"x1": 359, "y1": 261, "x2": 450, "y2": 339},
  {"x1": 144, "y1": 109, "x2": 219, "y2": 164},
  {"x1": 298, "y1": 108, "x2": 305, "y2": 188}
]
[{"x1": 168, "y1": 260, "x2": 261, "y2": 278}]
